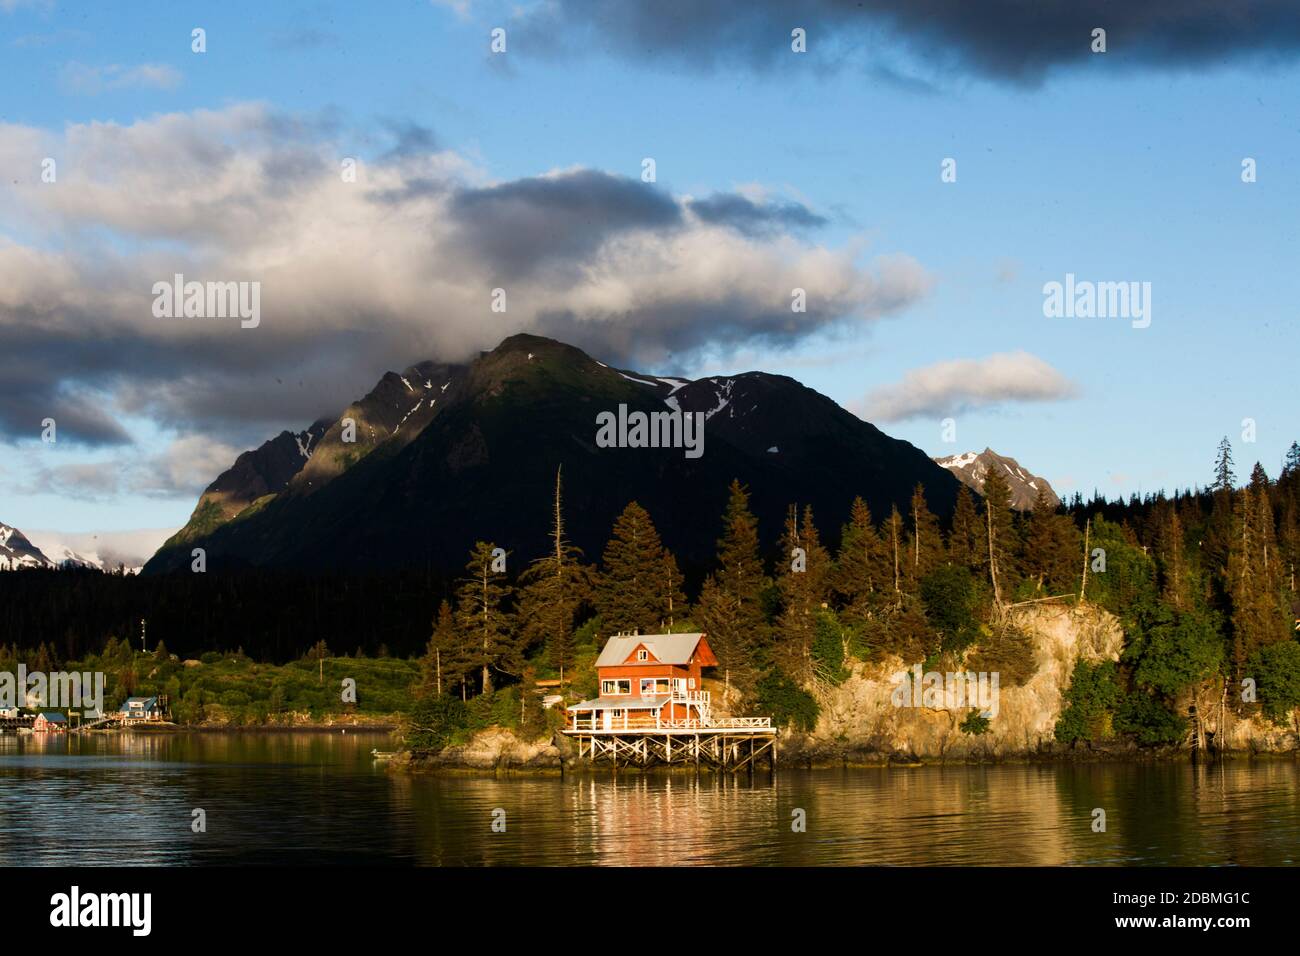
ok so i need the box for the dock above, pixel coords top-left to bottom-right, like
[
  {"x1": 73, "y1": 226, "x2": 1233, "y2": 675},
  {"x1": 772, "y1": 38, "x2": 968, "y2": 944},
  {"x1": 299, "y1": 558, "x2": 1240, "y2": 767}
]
[{"x1": 563, "y1": 716, "x2": 777, "y2": 772}]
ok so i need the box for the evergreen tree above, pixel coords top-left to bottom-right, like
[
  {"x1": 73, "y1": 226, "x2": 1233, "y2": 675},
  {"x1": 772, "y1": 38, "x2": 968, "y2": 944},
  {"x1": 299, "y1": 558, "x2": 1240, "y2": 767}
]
[
  {"x1": 419, "y1": 599, "x2": 471, "y2": 698},
  {"x1": 832, "y1": 496, "x2": 889, "y2": 624},
  {"x1": 1156, "y1": 506, "x2": 1191, "y2": 610},
  {"x1": 886, "y1": 504, "x2": 904, "y2": 601},
  {"x1": 1213, "y1": 436, "x2": 1236, "y2": 492},
  {"x1": 456, "y1": 540, "x2": 517, "y2": 695},
  {"x1": 980, "y1": 467, "x2": 1016, "y2": 606},
  {"x1": 1022, "y1": 487, "x2": 1078, "y2": 595},
  {"x1": 696, "y1": 480, "x2": 769, "y2": 698},
  {"x1": 948, "y1": 485, "x2": 982, "y2": 571},
  {"x1": 775, "y1": 504, "x2": 831, "y2": 681},
  {"x1": 1204, "y1": 436, "x2": 1238, "y2": 580},
  {"x1": 1229, "y1": 465, "x2": 1290, "y2": 677},
  {"x1": 905, "y1": 484, "x2": 944, "y2": 586},
  {"x1": 658, "y1": 548, "x2": 688, "y2": 633},
  {"x1": 516, "y1": 466, "x2": 591, "y2": 677},
  {"x1": 595, "y1": 501, "x2": 668, "y2": 635}
]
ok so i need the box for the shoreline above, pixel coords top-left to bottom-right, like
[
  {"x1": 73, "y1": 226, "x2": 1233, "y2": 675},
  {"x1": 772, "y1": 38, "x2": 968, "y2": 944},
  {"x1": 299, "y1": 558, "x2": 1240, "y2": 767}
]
[
  {"x1": 54, "y1": 721, "x2": 399, "y2": 735},
  {"x1": 391, "y1": 728, "x2": 1300, "y2": 776},
  {"x1": 395, "y1": 748, "x2": 1300, "y2": 775}
]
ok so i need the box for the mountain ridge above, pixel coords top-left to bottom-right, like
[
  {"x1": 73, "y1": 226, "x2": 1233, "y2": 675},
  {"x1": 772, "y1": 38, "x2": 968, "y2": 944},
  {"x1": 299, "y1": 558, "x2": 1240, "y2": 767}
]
[
  {"x1": 934, "y1": 447, "x2": 1059, "y2": 511},
  {"x1": 143, "y1": 333, "x2": 966, "y2": 576}
]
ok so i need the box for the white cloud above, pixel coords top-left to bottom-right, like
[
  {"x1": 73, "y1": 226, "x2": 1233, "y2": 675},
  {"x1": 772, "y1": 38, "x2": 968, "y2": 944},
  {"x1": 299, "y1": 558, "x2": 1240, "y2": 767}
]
[
  {"x1": 856, "y1": 351, "x2": 1079, "y2": 422},
  {"x1": 23, "y1": 526, "x2": 179, "y2": 569},
  {"x1": 58, "y1": 61, "x2": 183, "y2": 95},
  {"x1": 0, "y1": 103, "x2": 932, "y2": 444}
]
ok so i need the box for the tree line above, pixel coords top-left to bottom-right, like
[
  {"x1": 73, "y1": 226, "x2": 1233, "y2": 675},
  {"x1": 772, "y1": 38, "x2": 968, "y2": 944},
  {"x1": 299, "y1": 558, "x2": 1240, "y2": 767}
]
[
  {"x1": 415, "y1": 439, "x2": 1300, "y2": 742},
  {"x1": 6, "y1": 438, "x2": 1299, "y2": 744}
]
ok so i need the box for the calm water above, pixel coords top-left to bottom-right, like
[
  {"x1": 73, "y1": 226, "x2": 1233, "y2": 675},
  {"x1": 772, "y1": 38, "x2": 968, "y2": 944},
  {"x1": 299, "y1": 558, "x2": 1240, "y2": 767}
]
[{"x1": 1, "y1": 732, "x2": 1297, "y2": 866}]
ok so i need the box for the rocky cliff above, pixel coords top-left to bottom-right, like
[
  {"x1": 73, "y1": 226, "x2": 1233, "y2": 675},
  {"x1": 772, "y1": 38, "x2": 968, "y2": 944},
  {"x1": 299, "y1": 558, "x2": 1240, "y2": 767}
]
[{"x1": 787, "y1": 601, "x2": 1124, "y2": 763}]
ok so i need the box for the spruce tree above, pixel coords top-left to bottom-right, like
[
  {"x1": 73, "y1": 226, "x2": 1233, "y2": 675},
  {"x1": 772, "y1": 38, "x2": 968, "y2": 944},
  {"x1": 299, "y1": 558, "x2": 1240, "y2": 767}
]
[
  {"x1": 456, "y1": 540, "x2": 517, "y2": 695},
  {"x1": 419, "y1": 599, "x2": 470, "y2": 698},
  {"x1": 981, "y1": 467, "x2": 1016, "y2": 606},
  {"x1": 595, "y1": 501, "x2": 667, "y2": 635},
  {"x1": 832, "y1": 496, "x2": 889, "y2": 623},
  {"x1": 948, "y1": 485, "x2": 982, "y2": 571},
  {"x1": 696, "y1": 480, "x2": 769, "y2": 699},
  {"x1": 906, "y1": 483, "x2": 944, "y2": 586},
  {"x1": 1229, "y1": 464, "x2": 1289, "y2": 677},
  {"x1": 1157, "y1": 507, "x2": 1190, "y2": 610},
  {"x1": 775, "y1": 504, "x2": 831, "y2": 681},
  {"x1": 658, "y1": 548, "x2": 688, "y2": 633},
  {"x1": 516, "y1": 466, "x2": 591, "y2": 677},
  {"x1": 1022, "y1": 487, "x2": 1078, "y2": 595},
  {"x1": 1214, "y1": 437, "x2": 1236, "y2": 492},
  {"x1": 887, "y1": 504, "x2": 904, "y2": 600}
]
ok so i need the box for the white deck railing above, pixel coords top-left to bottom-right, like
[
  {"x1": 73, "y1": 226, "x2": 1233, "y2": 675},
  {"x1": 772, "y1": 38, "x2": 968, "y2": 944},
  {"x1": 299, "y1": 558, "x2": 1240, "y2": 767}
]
[{"x1": 565, "y1": 714, "x2": 772, "y2": 732}]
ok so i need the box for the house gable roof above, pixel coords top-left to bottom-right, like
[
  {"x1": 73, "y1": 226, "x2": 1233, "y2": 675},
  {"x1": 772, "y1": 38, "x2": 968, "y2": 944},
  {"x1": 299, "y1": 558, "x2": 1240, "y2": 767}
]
[
  {"x1": 37, "y1": 711, "x2": 67, "y2": 722},
  {"x1": 596, "y1": 633, "x2": 708, "y2": 668}
]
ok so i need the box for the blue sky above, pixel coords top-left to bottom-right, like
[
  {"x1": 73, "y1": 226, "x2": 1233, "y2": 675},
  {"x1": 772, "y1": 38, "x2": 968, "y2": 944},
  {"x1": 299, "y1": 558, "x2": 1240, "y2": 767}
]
[{"x1": 2, "y1": 0, "x2": 1298, "y2": 556}]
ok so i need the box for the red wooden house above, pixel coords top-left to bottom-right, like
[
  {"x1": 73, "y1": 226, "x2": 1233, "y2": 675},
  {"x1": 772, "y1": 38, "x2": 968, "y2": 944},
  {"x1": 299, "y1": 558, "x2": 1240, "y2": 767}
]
[
  {"x1": 568, "y1": 633, "x2": 718, "y2": 731},
  {"x1": 33, "y1": 711, "x2": 68, "y2": 733}
]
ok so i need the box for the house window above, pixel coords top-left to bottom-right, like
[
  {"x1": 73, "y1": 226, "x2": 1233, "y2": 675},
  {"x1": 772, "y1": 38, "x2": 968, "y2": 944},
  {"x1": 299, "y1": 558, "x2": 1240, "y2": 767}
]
[
  {"x1": 688, "y1": 678, "x2": 696, "y2": 689},
  {"x1": 601, "y1": 679, "x2": 631, "y2": 695},
  {"x1": 611, "y1": 709, "x2": 624, "y2": 718},
  {"x1": 636, "y1": 649, "x2": 649, "y2": 661},
  {"x1": 640, "y1": 678, "x2": 670, "y2": 696}
]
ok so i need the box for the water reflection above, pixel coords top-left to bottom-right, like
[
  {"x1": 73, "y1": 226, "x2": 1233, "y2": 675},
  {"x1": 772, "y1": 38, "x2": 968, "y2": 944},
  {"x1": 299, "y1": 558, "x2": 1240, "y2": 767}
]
[{"x1": 1, "y1": 732, "x2": 1296, "y2": 866}]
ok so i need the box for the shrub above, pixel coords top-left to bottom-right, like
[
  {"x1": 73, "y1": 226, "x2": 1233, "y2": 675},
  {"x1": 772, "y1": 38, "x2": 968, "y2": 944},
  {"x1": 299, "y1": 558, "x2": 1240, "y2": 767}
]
[
  {"x1": 1115, "y1": 690, "x2": 1186, "y2": 745},
  {"x1": 811, "y1": 610, "x2": 849, "y2": 684},
  {"x1": 1248, "y1": 641, "x2": 1300, "y2": 724},
  {"x1": 753, "y1": 670, "x2": 819, "y2": 731},
  {"x1": 959, "y1": 710, "x2": 990, "y2": 735},
  {"x1": 1055, "y1": 660, "x2": 1120, "y2": 744},
  {"x1": 405, "y1": 694, "x2": 469, "y2": 751},
  {"x1": 217, "y1": 689, "x2": 251, "y2": 707},
  {"x1": 920, "y1": 565, "x2": 980, "y2": 653}
]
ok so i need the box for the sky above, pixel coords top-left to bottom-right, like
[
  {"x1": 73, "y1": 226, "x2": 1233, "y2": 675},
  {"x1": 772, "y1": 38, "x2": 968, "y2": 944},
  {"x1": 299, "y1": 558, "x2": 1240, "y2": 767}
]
[{"x1": 1, "y1": 0, "x2": 1298, "y2": 562}]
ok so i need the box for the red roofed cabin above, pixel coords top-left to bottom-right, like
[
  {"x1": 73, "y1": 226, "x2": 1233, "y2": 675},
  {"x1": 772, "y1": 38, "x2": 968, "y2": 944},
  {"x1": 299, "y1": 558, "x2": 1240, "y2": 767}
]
[{"x1": 569, "y1": 633, "x2": 718, "y2": 731}]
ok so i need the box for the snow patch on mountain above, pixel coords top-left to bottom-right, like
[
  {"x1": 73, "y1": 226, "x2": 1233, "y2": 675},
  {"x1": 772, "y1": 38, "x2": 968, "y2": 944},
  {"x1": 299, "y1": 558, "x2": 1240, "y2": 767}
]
[{"x1": 934, "y1": 448, "x2": 1059, "y2": 511}]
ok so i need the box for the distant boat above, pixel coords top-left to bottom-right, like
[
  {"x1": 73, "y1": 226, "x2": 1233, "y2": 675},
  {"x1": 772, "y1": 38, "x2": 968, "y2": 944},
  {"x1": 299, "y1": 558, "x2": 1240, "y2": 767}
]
[{"x1": 371, "y1": 749, "x2": 397, "y2": 760}]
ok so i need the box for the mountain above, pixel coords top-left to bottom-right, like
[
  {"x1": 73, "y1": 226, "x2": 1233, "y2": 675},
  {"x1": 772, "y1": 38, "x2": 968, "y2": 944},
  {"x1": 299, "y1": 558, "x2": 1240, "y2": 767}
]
[
  {"x1": 0, "y1": 522, "x2": 53, "y2": 570},
  {"x1": 143, "y1": 334, "x2": 965, "y2": 577},
  {"x1": 160, "y1": 359, "x2": 469, "y2": 553},
  {"x1": 934, "y1": 448, "x2": 1059, "y2": 511}
]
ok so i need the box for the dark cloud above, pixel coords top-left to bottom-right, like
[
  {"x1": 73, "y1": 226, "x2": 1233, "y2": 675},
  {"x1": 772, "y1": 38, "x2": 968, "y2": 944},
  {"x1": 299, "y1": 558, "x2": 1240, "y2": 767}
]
[
  {"x1": 689, "y1": 194, "x2": 827, "y2": 237},
  {"x1": 0, "y1": 106, "x2": 930, "y2": 449},
  {"x1": 448, "y1": 170, "x2": 682, "y2": 279},
  {"x1": 0, "y1": 327, "x2": 133, "y2": 445},
  {"x1": 380, "y1": 120, "x2": 439, "y2": 159},
  {"x1": 513, "y1": 0, "x2": 1300, "y2": 84}
]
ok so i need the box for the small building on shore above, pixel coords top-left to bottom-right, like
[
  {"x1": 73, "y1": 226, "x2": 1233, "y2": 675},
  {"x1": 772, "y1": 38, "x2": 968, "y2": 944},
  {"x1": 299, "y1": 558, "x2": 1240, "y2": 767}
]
[
  {"x1": 33, "y1": 711, "x2": 68, "y2": 733},
  {"x1": 118, "y1": 696, "x2": 167, "y2": 723},
  {"x1": 567, "y1": 632, "x2": 718, "y2": 731}
]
